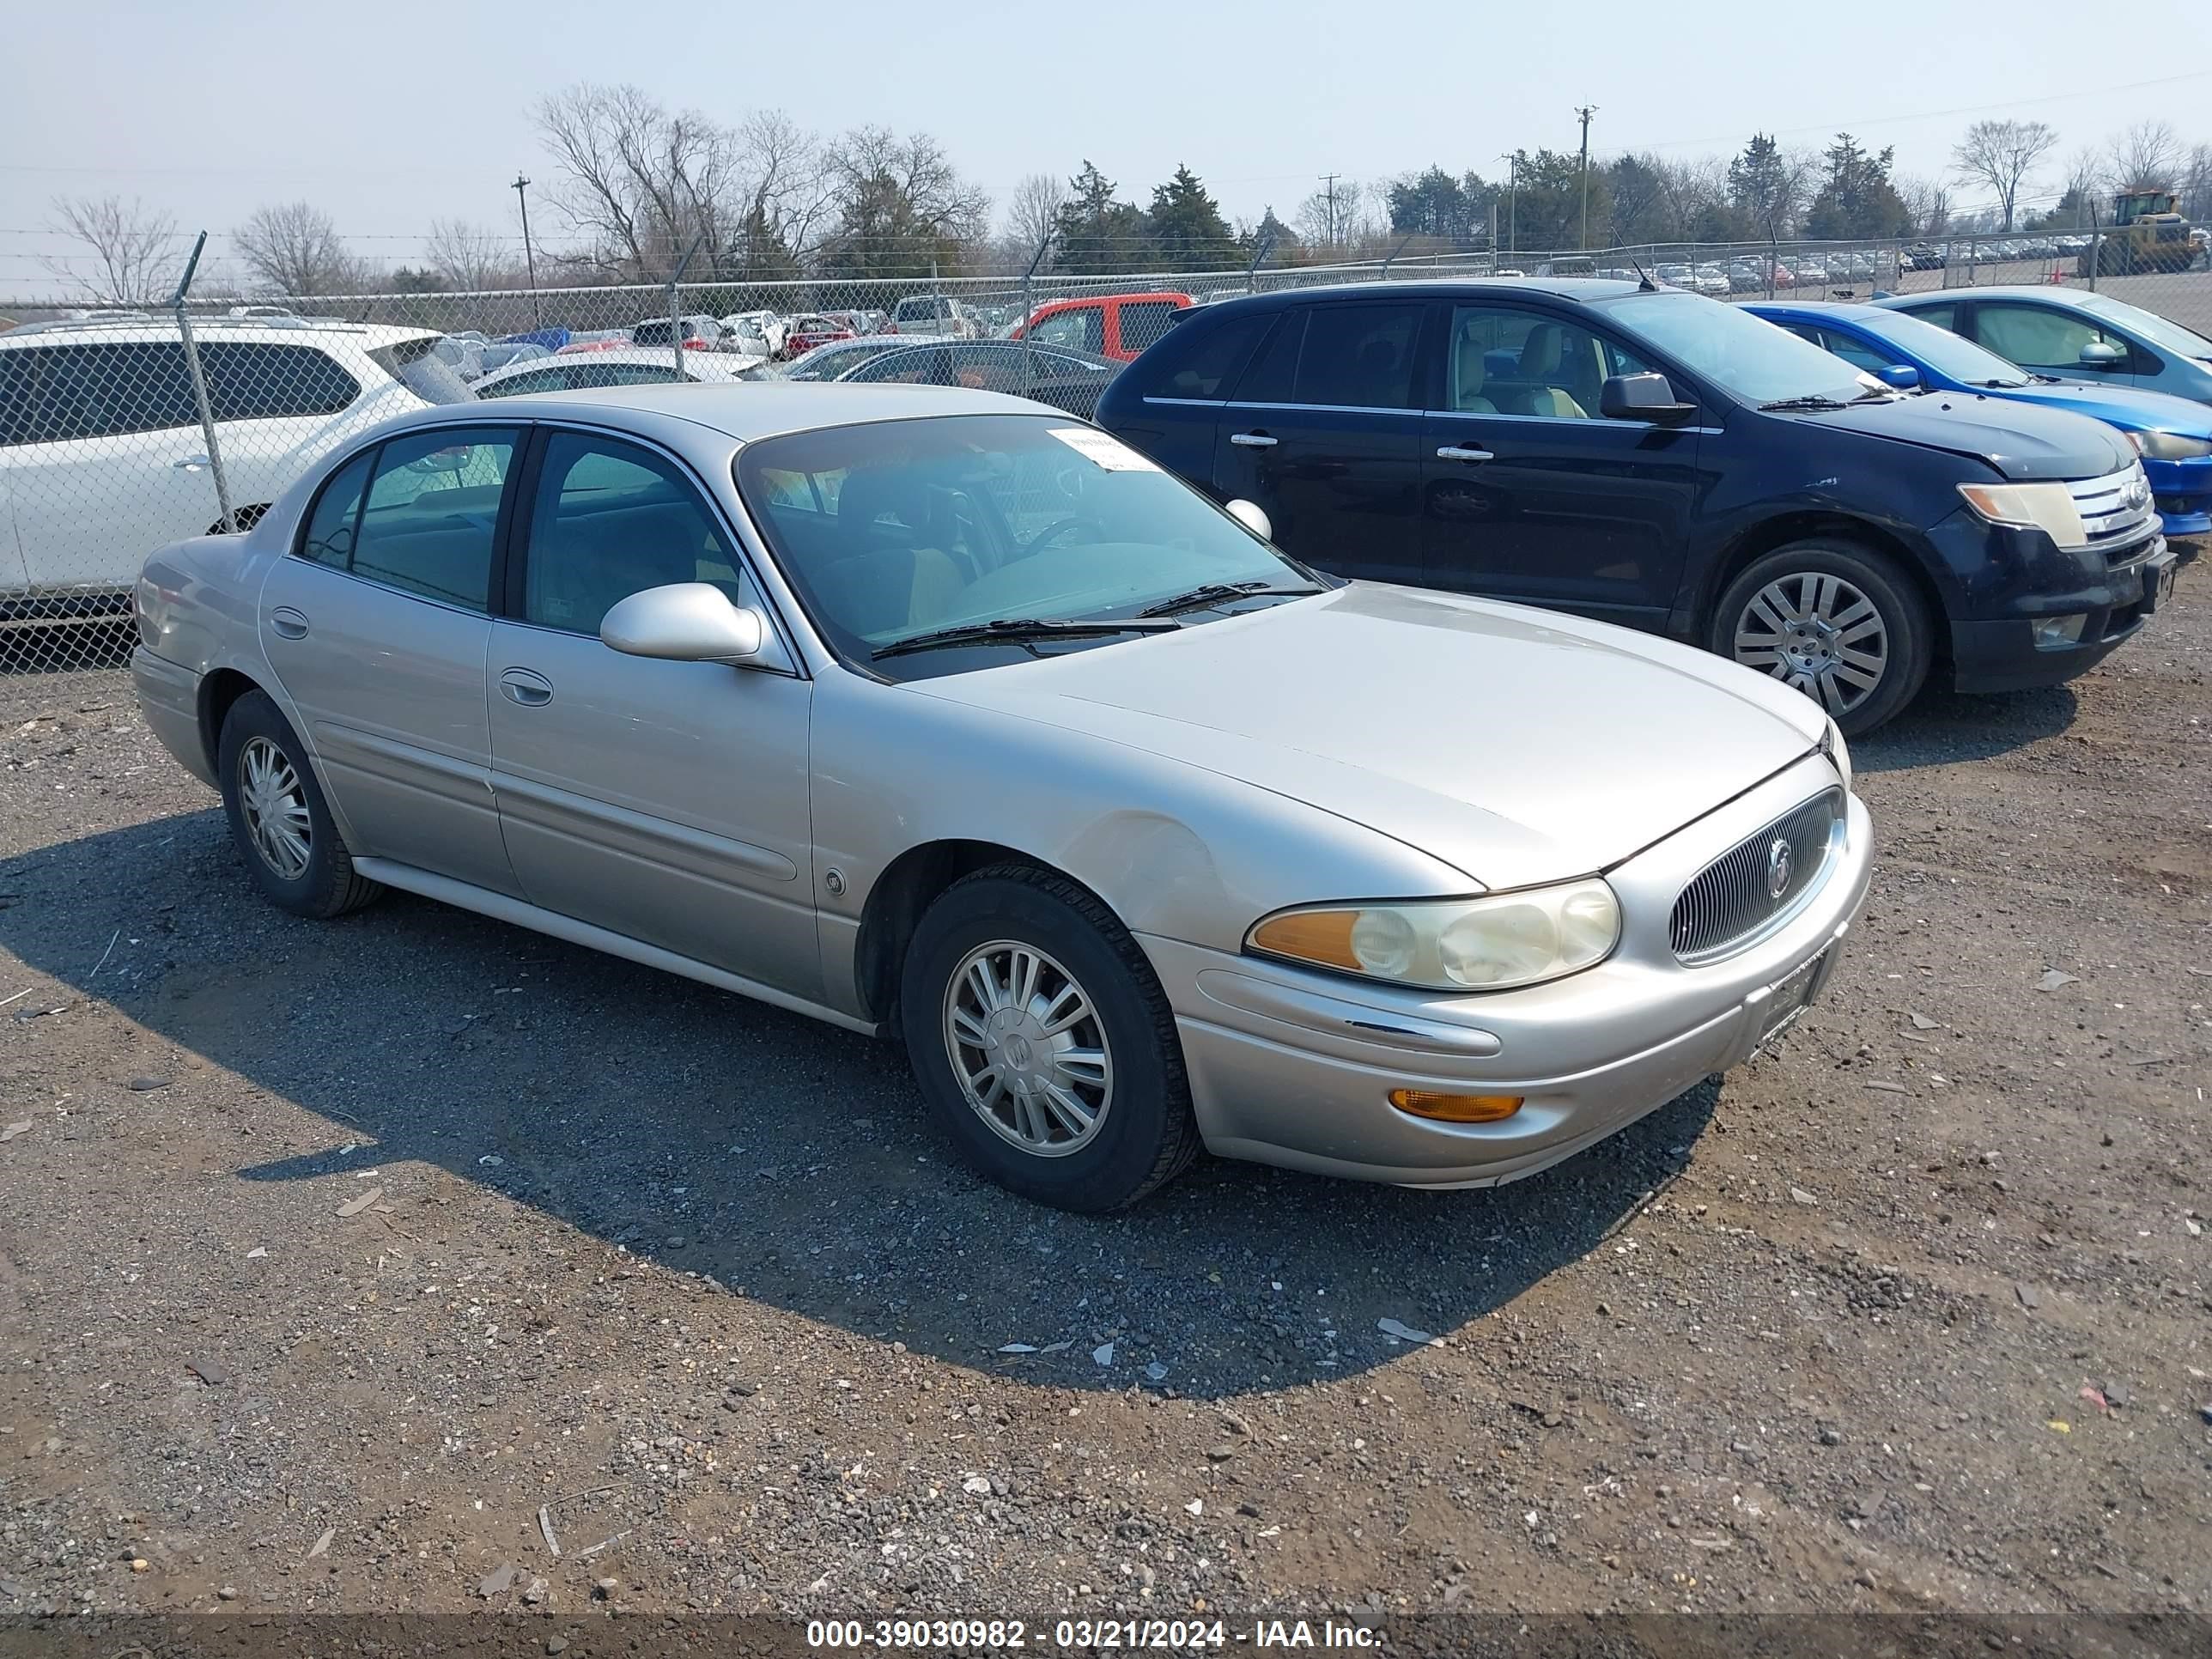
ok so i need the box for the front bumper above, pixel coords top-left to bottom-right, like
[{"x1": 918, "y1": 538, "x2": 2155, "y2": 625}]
[
  {"x1": 1140, "y1": 757, "x2": 1870, "y2": 1188},
  {"x1": 2145, "y1": 452, "x2": 2212, "y2": 546},
  {"x1": 1948, "y1": 532, "x2": 2178, "y2": 695}
]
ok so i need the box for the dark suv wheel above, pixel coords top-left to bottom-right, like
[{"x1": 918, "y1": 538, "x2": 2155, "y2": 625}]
[{"x1": 1711, "y1": 540, "x2": 1931, "y2": 735}]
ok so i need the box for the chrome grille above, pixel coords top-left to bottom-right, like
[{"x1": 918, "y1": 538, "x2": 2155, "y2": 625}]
[
  {"x1": 1670, "y1": 789, "x2": 1844, "y2": 963},
  {"x1": 2068, "y1": 465, "x2": 2159, "y2": 562}
]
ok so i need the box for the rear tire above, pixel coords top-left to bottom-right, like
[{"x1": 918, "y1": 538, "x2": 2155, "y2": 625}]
[
  {"x1": 216, "y1": 690, "x2": 382, "y2": 919},
  {"x1": 899, "y1": 865, "x2": 1199, "y2": 1212},
  {"x1": 1710, "y1": 540, "x2": 1931, "y2": 736}
]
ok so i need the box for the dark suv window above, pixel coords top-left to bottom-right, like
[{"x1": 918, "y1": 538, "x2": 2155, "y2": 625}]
[
  {"x1": 1233, "y1": 303, "x2": 1425, "y2": 410},
  {"x1": 200, "y1": 343, "x2": 360, "y2": 420},
  {"x1": 1137, "y1": 312, "x2": 1267, "y2": 399}
]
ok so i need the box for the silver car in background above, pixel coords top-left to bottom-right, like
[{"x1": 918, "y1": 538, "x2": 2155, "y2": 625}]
[{"x1": 131, "y1": 385, "x2": 1870, "y2": 1210}]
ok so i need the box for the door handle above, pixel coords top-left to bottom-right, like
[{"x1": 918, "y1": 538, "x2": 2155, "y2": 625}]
[
  {"x1": 499, "y1": 668, "x2": 554, "y2": 707},
  {"x1": 269, "y1": 606, "x2": 309, "y2": 640},
  {"x1": 1435, "y1": 446, "x2": 1495, "y2": 463},
  {"x1": 173, "y1": 455, "x2": 211, "y2": 471},
  {"x1": 1229, "y1": 431, "x2": 1278, "y2": 448}
]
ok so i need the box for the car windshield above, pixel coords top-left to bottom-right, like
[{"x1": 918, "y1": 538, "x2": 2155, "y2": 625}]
[
  {"x1": 1851, "y1": 309, "x2": 2030, "y2": 387},
  {"x1": 1601, "y1": 290, "x2": 1871, "y2": 406},
  {"x1": 736, "y1": 413, "x2": 1320, "y2": 679},
  {"x1": 2076, "y1": 294, "x2": 2212, "y2": 362}
]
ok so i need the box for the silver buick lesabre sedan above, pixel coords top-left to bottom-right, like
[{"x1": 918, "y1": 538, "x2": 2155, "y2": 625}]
[{"x1": 131, "y1": 383, "x2": 1871, "y2": 1211}]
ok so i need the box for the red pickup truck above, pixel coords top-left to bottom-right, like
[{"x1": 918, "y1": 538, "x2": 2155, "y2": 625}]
[{"x1": 1010, "y1": 291, "x2": 1192, "y2": 361}]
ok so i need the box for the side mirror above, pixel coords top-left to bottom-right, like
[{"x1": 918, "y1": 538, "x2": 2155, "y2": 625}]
[
  {"x1": 1224, "y1": 498, "x2": 1273, "y2": 541},
  {"x1": 2078, "y1": 340, "x2": 2126, "y2": 369},
  {"x1": 601, "y1": 582, "x2": 765, "y2": 664},
  {"x1": 1876, "y1": 364, "x2": 1921, "y2": 390},
  {"x1": 1599, "y1": 372, "x2": 1698, "y2": 423}
]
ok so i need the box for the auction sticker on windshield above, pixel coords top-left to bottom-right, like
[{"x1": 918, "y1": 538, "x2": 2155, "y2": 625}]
[{"x1": 1048, "y1": 428, "x2": 1159, "y2": 471}]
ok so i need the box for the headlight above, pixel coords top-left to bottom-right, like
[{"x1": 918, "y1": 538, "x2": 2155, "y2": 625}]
[
  {"x1": 1247, "y1": 879, "x2": 1621, "y2": 993},
  {"x1": 1956, "y1": 481, "x2": 2087, "y2": 548},
  {"x1": 1823, "y1": 720, "x2": 1852, "y2": 793},
  {"x1": 2131, "y1": 429, "x2": 2212, "y2": 461}
]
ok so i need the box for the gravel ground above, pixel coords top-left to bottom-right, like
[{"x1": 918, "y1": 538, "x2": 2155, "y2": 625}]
[{"x1": 2, "y1": 574, "x2": 2210, "y2": 1636}]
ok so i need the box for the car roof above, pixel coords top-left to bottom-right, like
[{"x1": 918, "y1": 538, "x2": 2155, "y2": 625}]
[
  {"x1": 472, "y1": 346, "x2": 765, "y2": 386},
  {"x1": 0, "y1": 316, "x2": 436, "y2": 349},
  {"x1": 449, "y1": 380, "x2": 1054, "y2": 441},
  {"x1": 1889, "y1": 286, "x2": 2088, "y2": 305},
  {"x1": 1200, "y1": 277, "x2": 1645, "y2": 314}
]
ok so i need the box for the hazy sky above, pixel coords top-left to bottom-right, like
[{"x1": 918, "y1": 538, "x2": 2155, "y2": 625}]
[{"x1": 5, "y1": 0, "x2": 2210, "y2": 291}]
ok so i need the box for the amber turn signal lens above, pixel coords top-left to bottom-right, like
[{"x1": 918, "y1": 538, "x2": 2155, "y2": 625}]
[
  {"x1": 1387, "y1": 1089, "x2": 1524, "y2": 1123},
  {"x1": 1249, "y1": 908, "x2": 1361, "y2": 971}
]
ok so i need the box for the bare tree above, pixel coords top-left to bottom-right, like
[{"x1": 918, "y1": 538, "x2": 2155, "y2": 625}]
[
  {"x1": 2182, "y1": 143, "x2": 2212, "y2": 224},
  {"x1": 735, "y1": 107, "x2": 836, "y2": 264},
  {"x1": 1949, "y1": 119, "x2": 2057, "y2": 231},
  {"x1": 1005, "y1": 173, "x2": 1066, "y2": 260},
  {"x1": 2107, "y1": 120, "x2": 2183, "y2": 192},
  {"x1": 533, "y1": 83, "x2": 744, "y2": 280},
  {"x1": 814, "y1": 125, "x2": 991, "y2": 275},
  {"x1": 234, "y1": 201, "x2": 359, "y2": 295},
  {"x1": 42, "y1": 194, "x2": 184, "y2": 306},
  {"x1": 423, "y1": 219, "x2": 516, "y2": 290},
  {"x1": 1896, "y1": 174, "x2": 1954, "y2": 237},
  {"x1": 1296, "y1": 179, "x2": 1375, "y2": 249}
]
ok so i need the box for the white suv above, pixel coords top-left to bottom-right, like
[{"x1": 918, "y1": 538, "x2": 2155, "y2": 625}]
[
  {"x1": 0, "y1": 313, "x2": 445, "y2": 604},
  {"x1": 890, "y1": 295, "x2": 977, "y2": 339}
]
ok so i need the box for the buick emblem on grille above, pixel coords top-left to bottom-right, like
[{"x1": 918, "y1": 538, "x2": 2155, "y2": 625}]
[{"x1": 1766, "y1": 837, "x2": 1794, "y2": 900}]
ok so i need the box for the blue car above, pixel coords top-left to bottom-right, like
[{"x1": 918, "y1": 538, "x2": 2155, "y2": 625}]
[
  {"x1": 1874, "y1": 286, "x2": 2212, "y2": 410},
  {"x1": 1751, "y1": 301, "x2": 2212, "y2": 545}
]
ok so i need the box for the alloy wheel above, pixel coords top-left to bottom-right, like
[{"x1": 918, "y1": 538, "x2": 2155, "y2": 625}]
[
  {"x1": 237, "y1": 736, "x2": 312, "y2": 880},
  {"x1": 1733, "y1": 571, "x2": 1889, "y2": 716},
  {"x1": 942, "y1": 939, "x2": 1115, "y2": 1157}
]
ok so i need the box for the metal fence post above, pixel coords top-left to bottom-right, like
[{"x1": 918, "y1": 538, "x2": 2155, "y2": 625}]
[
  {"x1": 667, "y1": 232, "x2": 707, "y2": 379},
  {"x1": 168, "y1": 231, "x2": 235, "y2": 536},
  {"x1": 1020, "y1": 232, "x2": 1052, "y2": 394}
]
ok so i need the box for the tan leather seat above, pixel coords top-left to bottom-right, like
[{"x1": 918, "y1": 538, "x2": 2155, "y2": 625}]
[
  {"x1": 1512, "y1": 325, "x2": 1589, "y2": 418},
  {"x1": 1451, "y1": 328, "x2": 1499, "y2": 413}
]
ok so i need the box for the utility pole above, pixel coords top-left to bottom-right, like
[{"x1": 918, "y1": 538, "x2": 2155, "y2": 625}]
[
  {"x1": 1320, "y1": 173, "x2": 1341, "y2": 246},
  {"x1": 1573, "y1": 106, "x2": 1598, "y2": 251},
  {"x1": 512, "y1": 173, "x2": 540, "y2": 327},
  {"x1": 1497, "y1": 153, "x2": 1517, "y2": 259}
]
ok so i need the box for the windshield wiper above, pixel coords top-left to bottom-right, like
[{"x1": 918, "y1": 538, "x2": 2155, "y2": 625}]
[
  {"x1": 1977, "y1": 378, "x2": 2032, "y2": 389},
  {"x1": 1759, "y1": 394, "x2": 1853, "y2": 412},
  {"x1": 871, "y1": 616, "x2": 1180, "y2": 661},
  {"x1": 1136, "y1": 580, "x2": 1322, "y2": 619}
]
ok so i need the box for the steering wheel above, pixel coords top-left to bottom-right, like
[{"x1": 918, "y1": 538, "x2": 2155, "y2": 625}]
[{"x1": 1015, "y1": 515, "x2": 1106, "y2": 559}]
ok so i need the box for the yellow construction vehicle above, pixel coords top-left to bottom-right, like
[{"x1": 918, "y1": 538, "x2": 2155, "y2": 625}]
[{"x1": 2081, "y1": 189, "x2": 2197, "y2": 276}]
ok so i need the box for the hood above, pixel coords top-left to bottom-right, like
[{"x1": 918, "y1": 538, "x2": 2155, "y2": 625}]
[
  {"x1": 1788, "y1": 393, "x2": 2137, "y2": 480},
  {"x1": 1999, "y1": 380, "x2": 2212, "y2": 438},
  {"x1": 908, "y1": 585, "x2": 1825, "y2": 890}
]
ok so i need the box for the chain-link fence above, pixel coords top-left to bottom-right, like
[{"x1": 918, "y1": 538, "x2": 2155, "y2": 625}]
[{"x1": 5, "y1": 228, "x2": 2209, "y2": 674}]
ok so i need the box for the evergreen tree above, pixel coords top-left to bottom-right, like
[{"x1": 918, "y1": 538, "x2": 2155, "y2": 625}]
[
  {"x1": 1144, "y1": 165, "x2": 1240, "y2": 270},
  {"x1": 1804, "y1": 134, "x2": 1912, "y2": 240},
  {"x1": 1051, "y1": 161, "x2": 1146, "y2": 274}
]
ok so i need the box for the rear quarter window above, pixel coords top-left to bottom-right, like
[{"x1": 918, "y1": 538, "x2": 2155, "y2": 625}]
[{"x1": 1127, "y1": 312, "x2": 1269, "y2": 400}]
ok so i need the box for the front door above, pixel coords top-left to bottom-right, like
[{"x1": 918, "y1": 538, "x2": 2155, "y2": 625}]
[
  {"x1": 1968, "y1": 300, "x2": 2147, "y2": 387},
  {"x1": 1212, "y1": 300, "x2": 1430, "y2": 585},
  {"x1": 486, "y1": 428, "x2": 819, "y2": 1000},
  {"x1": 258, "y1": 423, "x2": 523, "y2": 895},
  {"x1": 1418, "y1": 301, "x2": 1700, "y2": 628}
]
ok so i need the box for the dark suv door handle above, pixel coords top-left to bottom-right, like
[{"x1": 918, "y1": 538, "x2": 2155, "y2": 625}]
[
  {"x1": 1229, "y1": 431, "x2": 1278, "y2": 448},
  {"x1": 1435, "y1": 446, "x2": 1495, "y2": 463},
  {"x1": 499, "y1": 668, "x2": 554, "y2": 707},
  {"x1": 269, "y1": 606, "x2": 310, "y2": 639}
]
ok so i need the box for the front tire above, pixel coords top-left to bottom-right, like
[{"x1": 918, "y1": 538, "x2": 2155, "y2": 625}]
[
  {"x1": 1710, "y1": 540, "x2": 1931, "y2": 736},
  {"x1": 899, "y1": 866, "x2": 1199, "y2": 1212},
  {"x1": 216, "y1": 690, "x2": 382, "y2": 919}
]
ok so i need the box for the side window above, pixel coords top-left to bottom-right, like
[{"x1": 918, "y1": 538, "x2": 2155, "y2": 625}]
[
  {"x1": 0, "y1": 353, "x2": 33, "y2": 447},
  {"x1": 1145, "y1": 312, "x2": 1267, "y2": 399},
  {"x1": 350, "y1": 427, "x2": 518, "y2": 611},
  {"x1": 1231, "y1": 313, "x2": 1306, "y2": 404},
  {"x1": 1974, "y1": 303, "x2": 2108, "y2": 368},
  {"x1": 296, "y1": 449, "x2": 374, "y2": 568},
  {"x1": 1446, "y1": 306, "x2": 1613, "y2": 418},
  {"x1": 478, "y1": 367, "x2": 563, "y2": 398},
  {"x1": 200, "y1": 343, "x2": 361, "y2": 420},
  {"x1": 1030, "y1": 309, "x2": 1100, "y2": 352},
  {"x1": 23, "y1": 343, "x2": 195, "y2": 442},
  {"x1": 1905, "y1": 301, "x2": 1955, "y2": 331},
  {"x1": 1290, "y1": 303, "x2": 1425, "y2": 410},
  {"x1": 1117, "y1": 301, "x2": 1182, "y2": 356},
  {"x1": 522, "y1": 432, "x2": 738, "y2": 637}
]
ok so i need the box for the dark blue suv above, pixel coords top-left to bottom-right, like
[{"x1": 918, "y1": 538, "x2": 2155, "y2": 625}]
[{"x1": 1095, "y1": 279, "x2": 2177, "y2": 733}]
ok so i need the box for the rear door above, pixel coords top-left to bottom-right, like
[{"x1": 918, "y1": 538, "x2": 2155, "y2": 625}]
[
  {"x1": 1212, "y1": 299, "x2": 1431, "y2": 585},
  {"x1": 258, "y1": 423, "x2": 523, "y2": 893},
  {"x1": 1418, "y1": 300, "x2": 1700, "y2": 627},
  {"x1": 3, "y1": 340, "x2": 224, "y2": 592}
]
